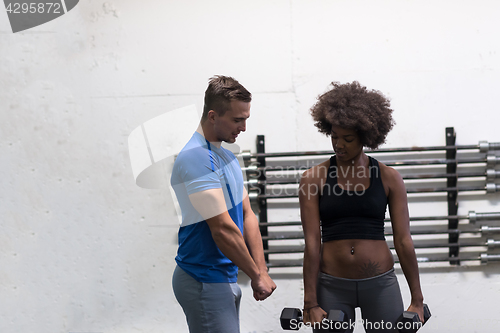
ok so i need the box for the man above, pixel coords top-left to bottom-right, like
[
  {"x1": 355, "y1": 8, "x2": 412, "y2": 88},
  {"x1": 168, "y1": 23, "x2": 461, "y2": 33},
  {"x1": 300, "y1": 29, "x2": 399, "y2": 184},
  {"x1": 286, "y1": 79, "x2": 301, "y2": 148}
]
[{"x1": 170, "y1": 75, "x2": 276, "y2": 333}]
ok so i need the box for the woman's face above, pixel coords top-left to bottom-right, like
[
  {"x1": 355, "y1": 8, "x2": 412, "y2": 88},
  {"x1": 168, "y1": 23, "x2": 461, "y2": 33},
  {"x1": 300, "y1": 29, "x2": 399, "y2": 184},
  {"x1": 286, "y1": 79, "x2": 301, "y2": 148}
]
[{"x1": 330, "y1": 125, "x2": 363, "y2": 161}]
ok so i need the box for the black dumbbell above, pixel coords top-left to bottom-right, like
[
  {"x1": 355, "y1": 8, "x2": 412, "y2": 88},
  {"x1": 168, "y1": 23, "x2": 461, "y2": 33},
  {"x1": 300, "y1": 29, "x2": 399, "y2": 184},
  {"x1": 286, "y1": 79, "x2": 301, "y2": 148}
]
[
  {"x1": 396, "y1": 304, "x2": 431, "y2": 333},
  {"x1": 280, "y1": 307, "x2": 348, "y2": 332}
]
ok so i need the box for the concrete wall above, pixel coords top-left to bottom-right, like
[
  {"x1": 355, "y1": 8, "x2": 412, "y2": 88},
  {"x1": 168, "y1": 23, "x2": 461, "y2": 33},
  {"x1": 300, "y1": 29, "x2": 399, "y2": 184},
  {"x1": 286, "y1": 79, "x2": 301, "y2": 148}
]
[{"x1": 1, "y1": 1, "x2": 500, "y2": 332}]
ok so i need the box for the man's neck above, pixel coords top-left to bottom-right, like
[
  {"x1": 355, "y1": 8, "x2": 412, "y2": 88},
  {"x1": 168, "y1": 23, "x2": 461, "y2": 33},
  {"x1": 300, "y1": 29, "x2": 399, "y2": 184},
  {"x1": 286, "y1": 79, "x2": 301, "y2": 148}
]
[{"x1": 197, "y1": 124, "x2": 222, "y2": 148}]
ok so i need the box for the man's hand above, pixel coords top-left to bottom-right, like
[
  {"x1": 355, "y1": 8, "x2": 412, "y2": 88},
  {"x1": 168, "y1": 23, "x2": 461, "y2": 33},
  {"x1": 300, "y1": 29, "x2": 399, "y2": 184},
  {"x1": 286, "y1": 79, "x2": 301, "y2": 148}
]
[{"x1": 251, "y1": 272, "x2": 276, "y2": 301}]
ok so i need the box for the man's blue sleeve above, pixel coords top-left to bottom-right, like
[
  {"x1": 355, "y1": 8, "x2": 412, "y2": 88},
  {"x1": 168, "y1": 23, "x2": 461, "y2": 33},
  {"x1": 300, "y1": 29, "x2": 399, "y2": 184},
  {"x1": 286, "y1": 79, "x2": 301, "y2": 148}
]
[{"x1": 172, "y1": 146, "x2": 222, "y2": 196}]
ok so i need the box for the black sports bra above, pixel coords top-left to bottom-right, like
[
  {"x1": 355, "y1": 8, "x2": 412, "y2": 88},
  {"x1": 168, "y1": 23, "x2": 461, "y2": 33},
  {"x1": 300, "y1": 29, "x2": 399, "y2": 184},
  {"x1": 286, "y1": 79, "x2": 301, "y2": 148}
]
[{"x1": 319, "y1": 156, "x2": 387, "y2": 242}]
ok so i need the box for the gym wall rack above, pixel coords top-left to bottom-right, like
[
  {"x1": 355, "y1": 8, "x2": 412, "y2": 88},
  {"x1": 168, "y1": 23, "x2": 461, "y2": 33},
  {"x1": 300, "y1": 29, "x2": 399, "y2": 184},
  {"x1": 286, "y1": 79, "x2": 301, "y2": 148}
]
[{"x1": 242, "y1": 127, "x2": 500, "y2": 268}]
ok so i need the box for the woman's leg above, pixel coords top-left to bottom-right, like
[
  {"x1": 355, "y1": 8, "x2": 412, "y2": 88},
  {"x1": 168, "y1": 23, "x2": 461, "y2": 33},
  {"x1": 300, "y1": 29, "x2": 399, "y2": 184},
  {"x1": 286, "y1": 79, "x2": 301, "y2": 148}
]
[
  {"x1": 358, "y1": 268, "x2": 404, "y2": 333},
  {"x1": 315, "y1": 272, "x2": 357, "y2": 333}
]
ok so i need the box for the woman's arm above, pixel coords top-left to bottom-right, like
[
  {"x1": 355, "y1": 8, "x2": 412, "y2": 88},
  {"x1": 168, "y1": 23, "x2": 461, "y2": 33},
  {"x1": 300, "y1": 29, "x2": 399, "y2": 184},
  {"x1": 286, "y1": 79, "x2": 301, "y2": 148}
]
[
  {"x1": 300, "y1": 166, "x2": 328, "y2": 323},
  {"x1": 384, "y1": 165, "x2": 425, "y2": 321}
]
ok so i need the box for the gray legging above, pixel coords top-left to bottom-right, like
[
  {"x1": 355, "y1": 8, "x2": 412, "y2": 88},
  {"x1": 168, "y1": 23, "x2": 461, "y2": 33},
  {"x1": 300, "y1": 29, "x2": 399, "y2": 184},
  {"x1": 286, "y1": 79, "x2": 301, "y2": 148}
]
[
  {"x1": 315, "y1": 268, "x2": 404, "y2": 333},
  {"x1": 172, "y1": 265, "x2": 242, "y2": 333}
]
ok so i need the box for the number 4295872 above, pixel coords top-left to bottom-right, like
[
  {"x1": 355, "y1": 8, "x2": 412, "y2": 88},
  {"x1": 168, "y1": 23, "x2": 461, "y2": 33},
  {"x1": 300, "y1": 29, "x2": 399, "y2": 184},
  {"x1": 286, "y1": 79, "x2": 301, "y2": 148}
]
[{"x1": 5, "y1": 2, "x2": 62, "y2": 14}]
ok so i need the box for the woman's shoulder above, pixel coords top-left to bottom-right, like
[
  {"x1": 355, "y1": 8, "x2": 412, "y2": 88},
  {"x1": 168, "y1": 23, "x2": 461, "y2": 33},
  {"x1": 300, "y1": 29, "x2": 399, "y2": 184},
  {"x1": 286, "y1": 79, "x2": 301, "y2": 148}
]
[
  {"x1": 375, "y1": 158, "x2": 405, "y2": 189},
  {"x1": 300, "y1": 159, "x2": 330, "y2": 184}
]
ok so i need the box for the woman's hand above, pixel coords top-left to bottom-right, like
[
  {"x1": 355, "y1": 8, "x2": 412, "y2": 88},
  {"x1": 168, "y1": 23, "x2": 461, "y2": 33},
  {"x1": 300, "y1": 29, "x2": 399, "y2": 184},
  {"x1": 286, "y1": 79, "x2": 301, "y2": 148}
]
[
  {"x1": 303, "y1": 305, "x2": 328, "y2": 327},
  {"x1": 406, "y1": 302, "x2": 425, "y2": 323}
]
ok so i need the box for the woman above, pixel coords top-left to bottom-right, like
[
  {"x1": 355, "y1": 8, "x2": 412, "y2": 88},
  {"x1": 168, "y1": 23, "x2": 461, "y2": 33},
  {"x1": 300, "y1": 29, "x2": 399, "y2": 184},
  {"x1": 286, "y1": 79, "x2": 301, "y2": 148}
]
[{"x1": 300, "y1": 81, "x2": 424, "y2": 332}]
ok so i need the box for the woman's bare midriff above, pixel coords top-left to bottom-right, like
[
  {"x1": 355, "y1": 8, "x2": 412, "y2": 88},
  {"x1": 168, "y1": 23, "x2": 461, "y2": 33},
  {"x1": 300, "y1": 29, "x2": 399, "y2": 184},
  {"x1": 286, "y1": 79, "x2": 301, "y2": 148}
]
[{"x1": 321, "y1": 239, "x2": 394, "y2": 279}]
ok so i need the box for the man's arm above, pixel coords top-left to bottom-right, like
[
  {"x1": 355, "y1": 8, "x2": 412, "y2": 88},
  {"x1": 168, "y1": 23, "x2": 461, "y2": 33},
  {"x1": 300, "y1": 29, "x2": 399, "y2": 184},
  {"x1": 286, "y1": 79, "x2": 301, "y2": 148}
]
[
  {"x1": 189, "y1": 188, "x2": 274, "y2": 300},
  {"x1": 241, "y1": 189, "x2": 277, "y2": 299}
]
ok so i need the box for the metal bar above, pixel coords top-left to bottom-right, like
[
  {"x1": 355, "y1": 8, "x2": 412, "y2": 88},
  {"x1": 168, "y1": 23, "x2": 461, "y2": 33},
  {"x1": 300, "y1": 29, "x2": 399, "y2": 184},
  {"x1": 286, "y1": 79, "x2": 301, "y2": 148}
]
[
  {"x1": 400, "y1": 212, "x2": 500, "y2": 221},
  {"x1": 262, "y1": 232, "x2": 305, "y2": 241},
  {"x1": 245, "y1": 170, "x2": 500, "y2": 187},
  {"x1": 261, "y1": 226, "x2": 500, "y2": 240},
  {"x1": 263, "y1": 239, "x2": 499, "y2": 254},
  {"x1": 469, "y1": 211, "x2": 500, "y2": 223},
  {"x1": 367, "y1": 157, "x2": 498, "y2": 166},
  {"x1": 387, "y1": 226, "x2": 500, "y2": 236},
  {"x1": 405, "y1": 186, "x2": 483, "y2": 193},
  {"x1": 246, "y1": 171, "x2": 498, "y2": 184},
  {"x1": 243, "y1": 157, "x2": 500, "y2": 172},
  {"x1": 401, "y1": 171, "x2": 498, "y2": 180},
  {"x1": 265, "y1": 255, "x2": 497, "y2": 268},
  {"x1": 259, "y1": 221, "x2": 303, "y2": 227},
  {"x1": 481, "y1": 253, "x2": 500, "y2": 264},
  {"x1": 258, "y1": 212, "x2": 500, "y2": 227},
  {"x1": 253, "y1": 184, "x2": 498, "y2": 198},
  {"x1": 394, "y1": 212, "x2": 497, "y2": 221},
  {"x1": 446, "y1": 127, "x2": 460, "y2": 265},
  {"x1": 242, "y1": 142, "x2": 500, "y2": 160},
  {"x1": 487, "y1": 169, "x2": 500, "y2": 181},
  {"x1": 256, "y1": 135, "x2": 269, "y2": 263},
  {"x1": 266, "y1": 260, "x2": 304, "y2": 268}
]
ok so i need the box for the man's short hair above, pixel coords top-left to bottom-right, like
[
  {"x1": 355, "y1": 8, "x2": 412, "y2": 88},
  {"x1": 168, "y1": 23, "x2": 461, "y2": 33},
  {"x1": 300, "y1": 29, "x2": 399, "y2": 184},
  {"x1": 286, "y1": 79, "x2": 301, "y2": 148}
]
[{"x1": 201, "y1": 75, "x2": 252, "y2": 122}]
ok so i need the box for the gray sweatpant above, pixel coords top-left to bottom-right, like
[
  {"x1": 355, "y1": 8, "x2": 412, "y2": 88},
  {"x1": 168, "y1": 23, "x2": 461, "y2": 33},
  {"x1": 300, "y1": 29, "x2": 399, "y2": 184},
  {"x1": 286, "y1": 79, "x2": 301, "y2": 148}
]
[
  {"x1": 172, "y1": 265, "x2": 242, "y2": 333},
  {"x1": 315, "y1": 268, "x2": 404, "y2": 333}
]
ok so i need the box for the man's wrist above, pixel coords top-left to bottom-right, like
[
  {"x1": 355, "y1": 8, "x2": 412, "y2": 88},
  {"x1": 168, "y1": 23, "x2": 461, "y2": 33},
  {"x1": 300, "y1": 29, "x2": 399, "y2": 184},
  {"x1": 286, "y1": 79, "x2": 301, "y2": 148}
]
[
  {"x1": 259, "y1": 264, "x2": 269, "y2": 273},
  {"x1": 249, "y1": 269, "x2": 262, "y2": 281}
]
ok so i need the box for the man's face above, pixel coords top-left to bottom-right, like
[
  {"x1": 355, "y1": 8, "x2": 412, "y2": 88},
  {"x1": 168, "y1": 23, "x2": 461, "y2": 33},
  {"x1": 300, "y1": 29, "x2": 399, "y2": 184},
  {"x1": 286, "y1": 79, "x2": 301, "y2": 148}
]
[{"x1": 213, "y1": 100, "x2": 250, "y2": 143}]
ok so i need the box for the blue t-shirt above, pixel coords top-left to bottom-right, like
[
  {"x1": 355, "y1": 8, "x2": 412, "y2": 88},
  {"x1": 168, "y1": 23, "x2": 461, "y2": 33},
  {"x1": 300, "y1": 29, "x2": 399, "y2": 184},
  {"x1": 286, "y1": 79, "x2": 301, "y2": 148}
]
[{"x1": 170, "y1": 132, "x2": 244, "y2": 283}]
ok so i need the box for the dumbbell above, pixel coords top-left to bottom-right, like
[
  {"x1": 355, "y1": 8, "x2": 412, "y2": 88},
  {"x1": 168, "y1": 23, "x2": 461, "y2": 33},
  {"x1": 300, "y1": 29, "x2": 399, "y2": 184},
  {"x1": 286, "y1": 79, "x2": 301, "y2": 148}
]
[
  {"x1": 396, "y1": 304, "x2": 431, "y2": 333},
  {"x1": 280, "y1": 307, "x2": 348, "y2": 332}
]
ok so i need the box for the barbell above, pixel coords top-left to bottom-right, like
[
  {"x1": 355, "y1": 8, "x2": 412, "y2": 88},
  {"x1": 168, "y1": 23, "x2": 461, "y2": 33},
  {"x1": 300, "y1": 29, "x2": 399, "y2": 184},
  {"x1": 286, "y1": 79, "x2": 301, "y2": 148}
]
[
  {"x1": 247, "y1": 183, "x2": 500, "y2": 199},
  {"x1": 263, "y1": 254, "x2": 500, "y2": 268},
  {"x1": 260, "y1": 225, "x2": 500, "y2": 241},
  {"x1": 257, "y1": 211, "x2": 500, "y2": 227},
  {"x1": 241, "y1": 141, "x2": 500, "y2": 160},
  {"x1": 244, "y1": 169, "x2": 500, "y2": 186},
  {"x1": 262, "y1": 239, "x2": 500, "y2": 255}
]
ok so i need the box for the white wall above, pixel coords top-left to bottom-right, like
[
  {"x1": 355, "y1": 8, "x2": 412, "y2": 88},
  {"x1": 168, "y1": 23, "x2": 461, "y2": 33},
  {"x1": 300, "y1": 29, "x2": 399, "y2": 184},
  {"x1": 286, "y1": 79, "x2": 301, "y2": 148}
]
[{"x1": 1, "y1": 1, "x2": 500, "y2": 332}]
